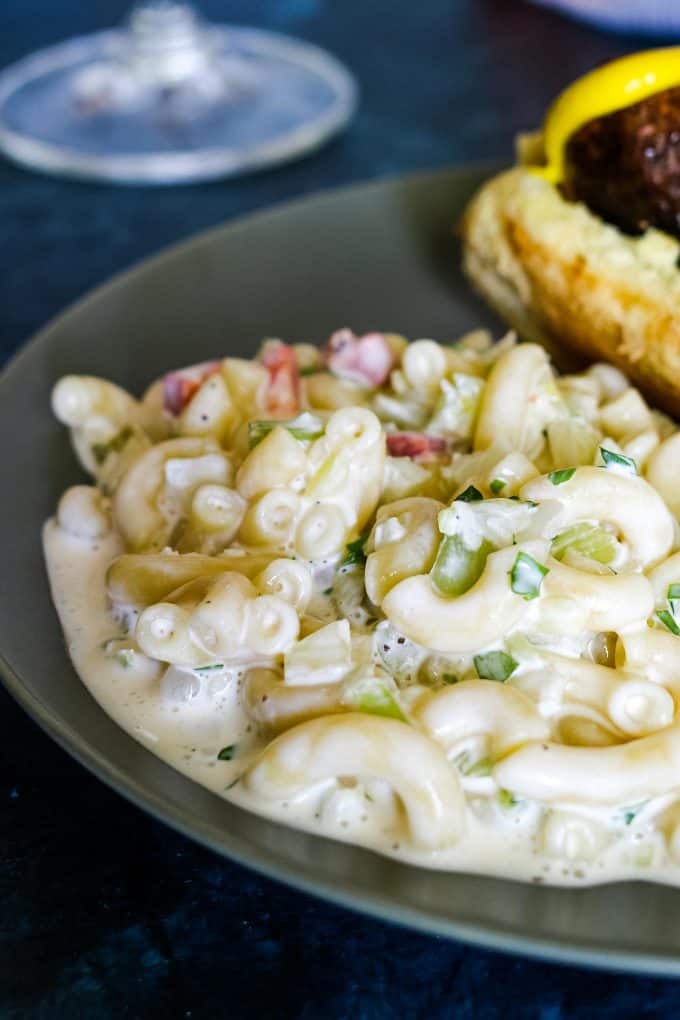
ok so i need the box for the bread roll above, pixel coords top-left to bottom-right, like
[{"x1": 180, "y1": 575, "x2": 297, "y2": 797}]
[{"x1": 460, "y1": 166, "x2": 680, "y2": 414}]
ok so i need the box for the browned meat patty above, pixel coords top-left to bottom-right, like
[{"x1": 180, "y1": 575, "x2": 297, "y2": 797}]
[{"x1": 563, "y1": 85, "x2": 680, "y2": 239}]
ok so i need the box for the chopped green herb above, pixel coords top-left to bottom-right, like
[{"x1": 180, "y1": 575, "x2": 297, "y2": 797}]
[
  {"x1": 655, "y1": 584, "x2": 680, "y2": 635},
  {"x1": 510, "y1": 551, "x2": 549, "y2": 600},
  {"x1": 548, "y1": 467, "x2": 576, "y2": 486},
  {"x1": 323, "y1": 587, "x2": 333, "y2": 596},
  {"x1": 657, "y1": 610, "x2": 680, "y2": 636},
  {"x1": 299, "y1": 365, "x2": 320, "y2": 377},
  {"x1": 248, "y1": 413, "x2": 324, "y2": 448},
  {"x1": 217, "y1": 745, "x2": 236, "y2": 761},
  {"x1": 340, "y1": 533, "x2": 368, "y2": 569},
  {"x1": 455, "y1": 484, "x2": 483, "y2": 503},
  {"x1": 498, "y1": 789, "x2": 519, "y2": 809},
  {"x1": 430, "y1": 534, "x2": 492, "y2": 597},
  {"x1": 194, "y1": 663, "x2": 225, "y2": 674},
  {"x1": 619, "y1": 800, "x2": 648, "y2": 826},
  {"x1": 490, "y1": 478, "x2": 507, "y2": 495},
  {"x1": 474, "y1": 650, "x2": 518, "y2": 682},
  {"x1": 441, "y1": 673, "x2": 458, "y2": 685},
  {"x1": 91, "y1": 425, "x2": 133, "y2": 465},
  {"x1": 600, "y1": 447, "x2": 637, "y2": 475}
]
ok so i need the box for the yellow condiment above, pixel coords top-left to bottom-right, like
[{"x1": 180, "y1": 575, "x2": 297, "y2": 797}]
[{"x1": 537, "y1": 47, "x2": 680, "y2": 185}]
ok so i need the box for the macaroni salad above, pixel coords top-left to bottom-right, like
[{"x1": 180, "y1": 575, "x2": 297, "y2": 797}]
[{"x1": 44, "y1": 329, "x2": 680, "y2": 884}]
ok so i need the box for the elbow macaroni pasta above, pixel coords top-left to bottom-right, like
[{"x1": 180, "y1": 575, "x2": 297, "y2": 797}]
[{"x1": 45, "y1": 329, "x2": 680, "y2": 885}]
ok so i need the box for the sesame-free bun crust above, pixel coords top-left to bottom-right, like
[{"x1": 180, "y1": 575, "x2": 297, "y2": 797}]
[{"x1": 460, "y1": 167, "x2": 680, "y2": 415}]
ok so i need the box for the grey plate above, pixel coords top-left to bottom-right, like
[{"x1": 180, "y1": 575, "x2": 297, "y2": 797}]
[{"x1": 2, "y1": 165, "x2": 679, "y2": 975}]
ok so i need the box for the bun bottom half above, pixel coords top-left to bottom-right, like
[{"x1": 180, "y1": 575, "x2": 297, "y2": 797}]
[{"x1": 460, "y1": 167, "x2": 680, "y2": 415}]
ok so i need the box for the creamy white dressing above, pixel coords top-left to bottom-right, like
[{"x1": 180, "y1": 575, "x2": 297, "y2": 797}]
[
  {"x1": 43, "y1": 341, "x2": 680, "y2": 887},
  {"x1": 44, "y1": 520, "x2": 680, "y2": 886}
]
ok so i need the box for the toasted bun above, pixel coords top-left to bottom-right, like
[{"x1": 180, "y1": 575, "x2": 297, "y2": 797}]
[{"x1": 460, "y1": 167, "x2": 680, "y2": 415}]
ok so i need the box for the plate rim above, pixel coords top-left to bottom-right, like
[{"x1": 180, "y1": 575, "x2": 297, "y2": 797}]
[
  {"x1": 2, "y1": 162, "x2": 678, "y2": 976},
  {"x1": 0, "y1": 159, "x2": 502, "y2": 384}
]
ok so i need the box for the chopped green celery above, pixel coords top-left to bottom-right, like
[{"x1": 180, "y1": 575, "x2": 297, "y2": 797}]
[
  {"x1": 332, "y1": 566, "x2": 374, "y2": 628},
  {"x1": 548, "y1": 467, "x2": 575, "y2": 485},
  {"x1": 510, "y1": 551, "x2": 549, "y2": 600},
  {"x1": 551, "y1": 523, "x2": 618, "y2": 565},
  {"x1": 248, "y1": 412, "x2": 324, "y2": 449},
  {"x1": 546, "y1": 419, "x2": 599, "y2": 468},
  {"x1": 372, "y1": 391, "x2": 429, "y2": 430},
  {"x1": 91, "y1": 425, "x2": 133, "y2": 465},
  {"x1": 466, "y1": 758, "x2": 493, "y2": 778},
  {"x1": 439, "y1": 497, "x2": 542, "y2": 552},
  {"x1": 427, "y1": 373, "x2": 484, "y2": 439},
  {"x1": 284, "y1": 620, "x2": 352, "y2": 686},
  {"x1": 418, "y1": 653, "x2": 461, "y2": 686},
  {"x1": 305, "y1": 447, "x2": 349, "y2": 498},
  {"x1": 374, "y1": 623, "x2": 426, "y2": 684},
  {"x1": 341, "y1": 671, "x2": 405, "y2": 720},
  {"x1": 430, "y1": 534, "x2": 493, "y2": 597},
  {"x1": 457, "y1": 755, "x2": 493, "y2": 777},
  {"x1": 560, "y1": 548, "x2": 614, "y2": 575},
  {"x1": 474, "y1": 650, "x2": 518, "y2": 682},
  {"x1": 600, "y1": 446, "x2": 637, "y2": 476}
]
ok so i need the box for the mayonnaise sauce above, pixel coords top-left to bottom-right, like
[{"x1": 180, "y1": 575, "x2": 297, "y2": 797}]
[{"x1": 43, "y1": 519, "x2": 680, "y2": 887}]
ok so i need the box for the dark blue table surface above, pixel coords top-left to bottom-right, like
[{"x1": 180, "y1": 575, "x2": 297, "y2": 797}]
[{"x1": 2, "y1": 2, "x2": 680, "y2": 1016}]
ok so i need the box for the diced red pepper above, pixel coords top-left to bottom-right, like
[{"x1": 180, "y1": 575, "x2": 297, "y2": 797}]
[
  {"x1": 261, "y1": 341, "x2": 301, "y2": 418},
  {"x1": 163, "y1": 361, "x2": 220, "y2": 416},
  {"x1": 386, "y1": 432, "x2": 449, "y2": 462},
  {"x1": 322, "y1": 329, "x2": 395, "y2": 388}
]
